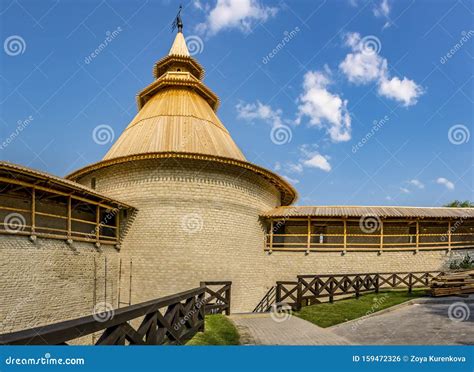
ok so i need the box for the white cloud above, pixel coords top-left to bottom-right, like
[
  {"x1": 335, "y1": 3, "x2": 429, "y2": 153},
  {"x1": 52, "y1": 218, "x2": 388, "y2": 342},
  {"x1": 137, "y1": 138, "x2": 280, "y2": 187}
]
[
  {"x1": 339, "y1": 50, "x2": 387, "y2": 84},
  {"x1": 340, "y1": 32, "x2": 423, "y2": 106},
  {"x1": 373, "y1": 0, "x2": 390, "y2": 18},
  {"x1": 297, "y1": 69, "x2": 351, "y2": 142},
  {"x1": 196, "y1": 0, "x2": 278, "y2": 36},
  {"x1": 378, "y1": 76, "x2": 424, "y2": 106},
  {"x1": 436, "y1": 177, "x2": 455, "y2": 190},
  {"x1": 409, "y1": 179, "x2": 425, "y2": 189},
  {"x1": 400, "y1": 187, "x2": 410, "y2": 194},
  {"x1": 373, "y1": 0, "x2": 392, "y2": 29},
  {"x1": 236, "y1": 100, "x2": 283, "y2": 126},
  {"x1": 302, "y1": 153, "x2": 332, "y2": 172}
]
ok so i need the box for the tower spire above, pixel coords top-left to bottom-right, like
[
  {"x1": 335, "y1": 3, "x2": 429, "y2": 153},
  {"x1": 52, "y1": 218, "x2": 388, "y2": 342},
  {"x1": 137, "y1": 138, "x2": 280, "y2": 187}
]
[{"x1": 171, "y1": 5, "x2": 183, "y2": 33}]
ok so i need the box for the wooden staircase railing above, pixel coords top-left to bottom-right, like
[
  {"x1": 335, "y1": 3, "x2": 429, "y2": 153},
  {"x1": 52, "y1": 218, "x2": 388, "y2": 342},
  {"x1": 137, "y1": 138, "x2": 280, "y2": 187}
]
[{"x1": 0, "y1": 282, "x2": 232, "y2": 345}]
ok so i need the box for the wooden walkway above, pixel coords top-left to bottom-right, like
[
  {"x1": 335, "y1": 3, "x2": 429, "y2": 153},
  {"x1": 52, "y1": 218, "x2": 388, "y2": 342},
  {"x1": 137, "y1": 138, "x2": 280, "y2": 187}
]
[{"x1": 229, "y1": 313, "x2": 349, "y2": 345}]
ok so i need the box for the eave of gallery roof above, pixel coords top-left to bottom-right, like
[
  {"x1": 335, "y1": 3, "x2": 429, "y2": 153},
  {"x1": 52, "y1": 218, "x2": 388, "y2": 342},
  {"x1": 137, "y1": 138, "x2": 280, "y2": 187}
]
[
  {"x1": 262, "y1": 205, "x2": 474, "y2": 219},
  {"x1": 0, "y1": 161, "x2": 135, "y2": 210}
]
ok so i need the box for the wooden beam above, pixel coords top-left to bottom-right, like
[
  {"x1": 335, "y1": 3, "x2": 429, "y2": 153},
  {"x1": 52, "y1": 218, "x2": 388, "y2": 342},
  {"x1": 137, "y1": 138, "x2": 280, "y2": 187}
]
[
  {"x1": 67, "y1": 196, "x2": 72, "y2": 239},
  {"x1": 307, "y1": 217, "x2": 311, "y2": 250},
  {"x1": 380, "y1": 219, "x2": 384, "y2": 250},
  {"x1": 116, "y1": 210, "x2": 120, "y2": 242},
  {"x1": 31, "y1": 187, "x2": 35, "y2": 234},
  {"x1": 448, "y1": 220, "x2": 451, "y2": 249},
  {"x1": 96, "y1": 206, "x2": 100, "y2": 242},
  {"x1": 416, "y1": 219, "x2": 419, "y2": 249},
  {"x1": 343, "y1": 218, "x2": 347, "y2": 250},
  {"x1": 270, "y1": 219, "x2": 274, "y2": 250}
]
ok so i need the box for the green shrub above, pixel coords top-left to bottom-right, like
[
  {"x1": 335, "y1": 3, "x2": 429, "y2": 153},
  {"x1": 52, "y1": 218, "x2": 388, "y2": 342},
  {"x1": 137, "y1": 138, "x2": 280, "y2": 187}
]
[{"x1": 449, "y1": 254, "x2": 474, "y2": 270}]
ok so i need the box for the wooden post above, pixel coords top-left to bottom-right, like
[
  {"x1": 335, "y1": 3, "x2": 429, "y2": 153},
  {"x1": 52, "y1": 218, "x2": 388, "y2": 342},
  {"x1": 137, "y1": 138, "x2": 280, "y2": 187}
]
[
  {"x1": 416, "y1": 220, "x2": 420, "y2": 249},
  {"x1": 343, "y1": 218, "x2": 347, "y2": 250},
  {"x1": 225, "y1": 283, "x2": 231, "y2": 315},
  {"x1": 408, "y1": 273, "x2": 413, "y2": 293},
  {"x1": 375, "y1": 274, "x2": 380, "y2": 294},
  {"x1": 67, "y1": 196, "x2": 72, "y2": 239},
  {"x1": 379, "y1": 219, "x2": 384, "y2": 250},
  {"x1": 276, "y1": 282, "x2": 282, "y2": 304},
  {"x1": 307, "y1": 217, "x2": 311, "y2": 250},
  {"x1": 447, "y1": 220, "x2": 452, "y2": 248},
  {"x1": 31, "y1": 187, "x2": 35, "y2": 234},
  {"x1": 269, "y1": 219, "x2": 274, "y2": 250},
  {"x1": 96, "y1": 205, "x2": 100, "y2": 242},
  {"x1": 198, "y1": 289, "x2": 206, "y2": 332},
  {"x1": 296, "y1": 278, "x2": 303, "y2": 311},
  {"x1": 329, "y1": 279, "x2": 334, "y2": 303},
  {"x1": 116, "y1": 209, "x2": 120, "y2": 243}
]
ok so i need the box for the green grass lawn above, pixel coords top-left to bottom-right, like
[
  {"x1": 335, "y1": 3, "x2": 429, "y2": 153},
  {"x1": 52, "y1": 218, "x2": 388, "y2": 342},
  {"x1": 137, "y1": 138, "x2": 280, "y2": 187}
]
[
  {"x1": 186, "y1": 314, "x2": 240, "y2": 345},
  {"x1": 295, "y1": 289, "x2": 427, "y2": 328}
]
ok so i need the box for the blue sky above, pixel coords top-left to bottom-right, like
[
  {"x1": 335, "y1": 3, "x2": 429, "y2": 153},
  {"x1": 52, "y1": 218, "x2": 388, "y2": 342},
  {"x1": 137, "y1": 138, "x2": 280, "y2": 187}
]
[{"x1": 0, "y1": 0, "x2": 472, "y2": 206}]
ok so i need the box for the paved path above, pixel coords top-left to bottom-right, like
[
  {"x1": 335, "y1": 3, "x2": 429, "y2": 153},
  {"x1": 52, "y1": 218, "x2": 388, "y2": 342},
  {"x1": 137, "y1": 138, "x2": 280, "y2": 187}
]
[
  {"x1": 229, "y1": 313, "x2": 350, "y2": 345},
  {"x1": 331, "y1": 297, "x2": 474, "y2": 345},
  {"x1": 230, "y1": 296, "x2": 473, "y2": 345}
]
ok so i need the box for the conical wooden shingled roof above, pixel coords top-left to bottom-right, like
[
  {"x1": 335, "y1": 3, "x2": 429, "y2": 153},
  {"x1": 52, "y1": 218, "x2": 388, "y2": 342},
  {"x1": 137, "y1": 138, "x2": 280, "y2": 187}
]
[
  {"x1": 103, "y1": 32, "x2": 246, "y2": 162},
  {"x1": 68, "y1": 31, "x2": 297, "y2": 205}
]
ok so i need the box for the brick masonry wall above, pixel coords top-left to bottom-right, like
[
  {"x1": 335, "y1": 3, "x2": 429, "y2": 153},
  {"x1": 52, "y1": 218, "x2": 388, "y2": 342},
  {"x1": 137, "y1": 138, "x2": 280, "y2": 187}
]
[
  {"x1": 263, "y1": 249, "x2": 474, "y2": 284},
  {"x1": 77, "y1": 158, "x2": 282, "y2": 313},
  {"x1": 76, "y1": 158, "x2": 474, "y2": 312},
  {"x1": 0, "y1": 236, "x2": 119, "y2": 335}
]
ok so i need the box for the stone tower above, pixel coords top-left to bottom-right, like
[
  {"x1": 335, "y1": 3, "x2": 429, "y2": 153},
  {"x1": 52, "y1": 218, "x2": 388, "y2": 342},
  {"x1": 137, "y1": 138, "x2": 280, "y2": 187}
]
[{"x1": 68, "y1": 30, "x2": 296, "y2": 312}]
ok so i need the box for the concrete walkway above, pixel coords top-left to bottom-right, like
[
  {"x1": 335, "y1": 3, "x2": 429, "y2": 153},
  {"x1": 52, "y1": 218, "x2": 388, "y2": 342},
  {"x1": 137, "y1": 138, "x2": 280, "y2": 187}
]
[
  {"x1": 331, "y1": 296, "x2": 474, "y2": 345},
  {"x1": 229, "y1": 313, "x2": 350, "y2": 345},
  {"x1": 230, "y1": 296, "x2": 473, "y2": 345}
]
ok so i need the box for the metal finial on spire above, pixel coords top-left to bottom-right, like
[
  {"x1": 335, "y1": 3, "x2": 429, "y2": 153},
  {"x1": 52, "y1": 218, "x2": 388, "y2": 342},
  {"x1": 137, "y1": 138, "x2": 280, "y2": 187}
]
[{"x1": 171, "y1": 5, "x2": 183, "y2": 33}]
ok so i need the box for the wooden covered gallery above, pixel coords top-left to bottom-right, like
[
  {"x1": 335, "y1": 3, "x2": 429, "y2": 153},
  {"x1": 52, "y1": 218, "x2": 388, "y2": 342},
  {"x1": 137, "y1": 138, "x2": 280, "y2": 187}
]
[
  {"x1": 0, "y1": 161, "x2": 133, "y2": 246},
  {"x1": 262, "y1": 206, "x2": 474, "y2": 253}
]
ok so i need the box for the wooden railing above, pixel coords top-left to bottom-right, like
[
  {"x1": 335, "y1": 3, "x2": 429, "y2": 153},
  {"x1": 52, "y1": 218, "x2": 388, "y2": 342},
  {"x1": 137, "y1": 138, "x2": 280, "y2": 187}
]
[
  {"x1": 266, "y1": 233, "x2": 474, "y2": 251},
  {"x1": 253, "y1": 271, "x2": 442, "y2": 312},
  {"x1": 0, "y1": 180, "x2": 124, "y2": 245},
  {"x1": 200, "y1": 281, "x2": 232, "y2": 315},
  {"x1": 265, "y1": 217, "x2": 474, "y2": 252},
  {"x1": 0, "y1": 282, "x2": 232, "y2": 345},
  {"x1": 296, "y1": 271, "x2": 442, "y2": 309},
  {"x1": 253, "y1": 286, "x2": 276, "y2": 313}
]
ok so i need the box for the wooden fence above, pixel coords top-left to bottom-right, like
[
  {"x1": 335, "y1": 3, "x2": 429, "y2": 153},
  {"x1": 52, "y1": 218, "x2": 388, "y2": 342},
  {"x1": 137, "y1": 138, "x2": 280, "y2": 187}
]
[
  {"x1": 0, "y1": 282, "x2": 231, "y2": 345},
  {"x1": 254, "y1": 271, "x2": 442, "y2": 312},
  {"x1": 200, "y1": 281, "x2": 232, "y2": 315}
]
